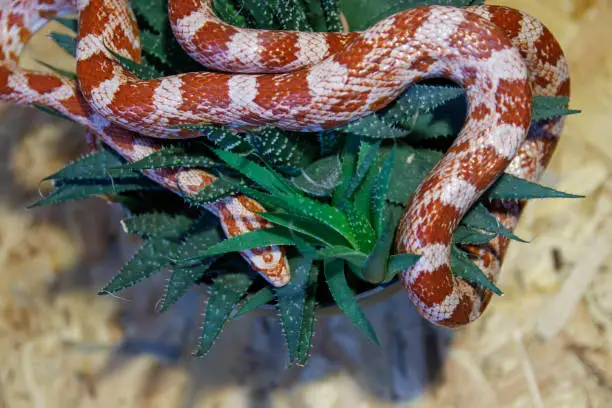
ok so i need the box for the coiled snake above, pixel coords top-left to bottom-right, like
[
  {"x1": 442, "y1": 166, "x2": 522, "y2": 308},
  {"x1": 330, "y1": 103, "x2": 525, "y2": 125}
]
[{"x1": 0, "y1": 0, "x2": 569, "y2": 327}]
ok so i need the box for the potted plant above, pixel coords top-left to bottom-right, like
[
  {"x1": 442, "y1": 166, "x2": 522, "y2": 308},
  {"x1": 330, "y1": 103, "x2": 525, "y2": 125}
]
[{"x1": 0, "y1": 0, "x2": 578, "y2": 366}]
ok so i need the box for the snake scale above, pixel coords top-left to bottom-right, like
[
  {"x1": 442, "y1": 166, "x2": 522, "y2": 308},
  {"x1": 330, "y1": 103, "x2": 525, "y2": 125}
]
[{"x1": 0, "y1": 0, "x2": 569, "y2": 327}]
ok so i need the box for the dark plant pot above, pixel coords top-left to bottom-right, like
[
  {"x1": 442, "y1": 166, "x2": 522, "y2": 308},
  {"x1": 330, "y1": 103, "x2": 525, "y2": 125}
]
[{"x1": 251, "y1": 278, "x2": 403, "y2": 318}]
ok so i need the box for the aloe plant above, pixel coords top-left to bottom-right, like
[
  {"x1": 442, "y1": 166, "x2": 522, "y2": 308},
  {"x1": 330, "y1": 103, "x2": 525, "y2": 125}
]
[{"x1": 32, "y1": 0, "x2": 580, "y2": 365}]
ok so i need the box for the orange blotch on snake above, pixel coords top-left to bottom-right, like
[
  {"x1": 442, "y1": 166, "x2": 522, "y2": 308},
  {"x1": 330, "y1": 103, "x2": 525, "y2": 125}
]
[
  {"x1": 408, "y1": 264, "x2": 455, "y2": 307},
  {"x1": 326, "y1": 33, "x2": 358, "y2": 54},
  {"x1": 488, "y1": 6, "x2": 524, "y2": 39},
  {"x1": 442, "y1": 294, "x2": 475, "y2": 327},
  {"x1": 18, "y1": 27, "x2": 30, "y2": 43},
  {"x1": 109, "y1": 82, "x2": 156, "y2": 118},
  {"x1": 168, "y1": 0, "x2": 199, "y2": 20},
  {"x1": 471, "y1": 103, "x2": 492, "y2": 120},
  {"x1": 193, "y1": 21, "x2": 237, "y2": 57},
  {"x1": 533, "y1": 27, "x2": 564, "y2": 67},
  {"x1": 178, "y1": 73, "x2": 232, "y2": 116},
  {"x1": 258, "y1": 32, "x2": 302, "y2": 68},
  {"x1": 26, "y1": 73, "x2": 63, "y2": 93},
  {"x1": 218, "y1": 206, "x2": 242, "y2": 237},
  {"x1": 495, "y1": 78, "x2": 532, "y2": 128},
  {"x1": 0, "y1": 66, "x2": 11, "y2": 88},
  {"x1": 38, "y1": 9, "x2": 57, "y2": 18},
  {"x1": 77, "y1": 2, "x2": 111, "y2": 37},
  {"x1": 237, "y1": 195, "x2": 265, "y2": 213},
  {"x1": 7, "y1": 13, "x2": 24, "y2": 29}
]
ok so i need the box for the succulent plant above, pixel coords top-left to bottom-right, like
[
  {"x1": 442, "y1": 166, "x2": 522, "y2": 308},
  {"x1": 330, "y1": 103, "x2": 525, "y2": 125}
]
[{"x1": 32, "y1": 0, "x2": 579, "y2": 365}]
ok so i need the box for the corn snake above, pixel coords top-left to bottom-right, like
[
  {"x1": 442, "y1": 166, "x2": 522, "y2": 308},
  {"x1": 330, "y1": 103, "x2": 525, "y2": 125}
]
[{"x1": 0, "y1": 0, "x2": 569, "y2": 327}]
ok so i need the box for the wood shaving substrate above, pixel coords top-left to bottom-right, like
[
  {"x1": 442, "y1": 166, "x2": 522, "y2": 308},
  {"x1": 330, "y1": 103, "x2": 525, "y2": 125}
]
[{"x1": 1, "y1": 1, "x2": 611, "y2": 407}]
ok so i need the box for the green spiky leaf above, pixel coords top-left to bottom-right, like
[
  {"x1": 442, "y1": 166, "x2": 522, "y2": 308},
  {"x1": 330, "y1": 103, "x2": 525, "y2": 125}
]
[
  {"x1": 234, "y1": 286, "x2": 275, "y2": 318},
  {"x1": 132, "y1": 0, "x2": 167, "y2": 32},
  {"x1": 351, "y1": 150, "x2": 381, "y2": 218},
  {"x1": 296, "y1": 263, "x2": 319, "y2": 365},
  {"x1": 405, "y1": 94, "x2": 466, "y2": 140},
  {"x1": 487, "y1": 173, "x2": 582, "y2": 200},
  {"x1": 43, "y1": 149, "x2": 115, "y2": 181},
  {"x1": 320, "y1": 0, "x2": 343, "y2": 31},
  {"x1": 324, "y1": 259, "x2": 379, "y2": 345},
  {"x1": 272, "y1": 0, "x2": 312, "y2": 30},
  {"x1": 386, "y1": 145, "x2": 441, "y2": 205},
  {"x1": 532, "y1": 96, "x2": 580, "y2": 122},
  {"x1": 139, "y1": 29, "x2": 169, "y2": 62},
  {"x1": 121, "y1": 212, "x2": 194, "y2": 238},
  {"x1": 195, "y1": 273, "x2": 252, "y2": 356},
  {"x1": 185, "y1": 177, "x2": 238, "y2": 206},
  {"x1": 240, "y1": 0, "x2": 276, "y2": 28},
  {"x1": 30, "y1": 177, "x2": 162, "y2": 208},
  {"x1": 333, "y1": 135, "x2": 360, "y2": 204},
  {"x1": 338, "y1": 115, "x2": 407, "y2": 139},
  {"x1": 342, "y1": 139, "x2": 381, "y2": 200},
  {"x1": 116, "y1": 145, "x2": 217, "y2": 170},
  {"x1": 49, "y1": 32, "x2": 76, "y2": 57},
  {"x1": 291, "y1": 155, "x2": 342, "y2": 196},
  {"x1": 452, "y1": 225, "x2": 496, "y2": 245},
  {"x1": 212, "y1": 148, "x2": 296, "y2": 195},
  {"x1": 362, "y1": 223, "x2": 394, "y2": 283},
  {"x1": 54, "y1": 17, "x2": 78, "y2": 32},
  {"x1": 370, "y1": 145, "x2": 396, "y2": 235},
  {"x1": 382, "y1": 84, "x2": 464, "y2": 124},
  {"x1": 99, "y1": 236, "x2": 177, "y2": 294},
  {"x1": 107, "y1": 47, "x2": 164, "y2": 79},
  {"x1": 35, "y1": 60, "x2": 76, "y2": 80},
  {"x1": 317, "y1": 246, "x2": 369, "y2": 270},
  {"x1": 255, "y1": 211, "x2": 349, "y2": 247},
  {"x1": 160, "y1": 260, "x2": 216, "y2": 312},
  {"x1": 247, "y1": 127, "x2": 315, "y2": 172},
  {"x1": 42, "y1": 148, "x2": 134, "y2": 182},
  {"x1": 212, "y1": 0, "x2": 248, "y2": 27},
  {"x1": 318, "y1": 130, "x2": 342, "y2": 156},
  {"x1": 341, "y1": 201, "x2": 376, "y2": 251},
  {"x1": 387, "y1": 253, "x2": 421, "y2": 276},
  {"x1": 451, "y1": 246, "x2": 502, "y2": 295},
  {"x1": 363, "y1": 206, "x2": 403, "y2": 282},
  {"x1": 170, "y1": 124, "x2": 252, "y2": 152},
  {"x1": 138, "y1": 29, "x2": 199, "y2": 72},
  {"x1": 335, "y1": 85, "x2": 466, "y2": 141},
  {"x1": 303, "y1": 0, "x2": 328, "y2": 31},
  {"x1": 462, "y1": 203, "x2": 527, "y2": 243},
  {"x1": 233, "y1": 185, "x2": 359, "y2": 248},
  {"x1": 276, "y1": 256, "x2": 314, "y2": 363},
  {"x1": 177, "y1": 227, "x2": 301, "y2": 263},
  {"x1": 170, "y1": 215, "x2": 226, "y2": 264}
]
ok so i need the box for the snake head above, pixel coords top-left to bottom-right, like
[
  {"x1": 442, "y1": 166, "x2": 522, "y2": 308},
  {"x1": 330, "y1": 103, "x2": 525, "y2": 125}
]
[{"x1": 243, "y1": 245, "x2": 291, "y2": 287}]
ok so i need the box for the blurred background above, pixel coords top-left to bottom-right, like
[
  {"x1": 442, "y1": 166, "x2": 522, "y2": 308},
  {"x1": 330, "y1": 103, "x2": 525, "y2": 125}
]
[{"x1": 1, "y1": 0, "x2": 611, "y2": 406}]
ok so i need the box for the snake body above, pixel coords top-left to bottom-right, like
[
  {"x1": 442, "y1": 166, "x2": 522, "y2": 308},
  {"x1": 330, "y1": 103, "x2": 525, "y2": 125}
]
[
  {"x1": 0, "y1": 0, "x2": 569, "y2": 327},
  {"x1": 0, "y1": 0, "x2": 290, "y2": 287}
]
